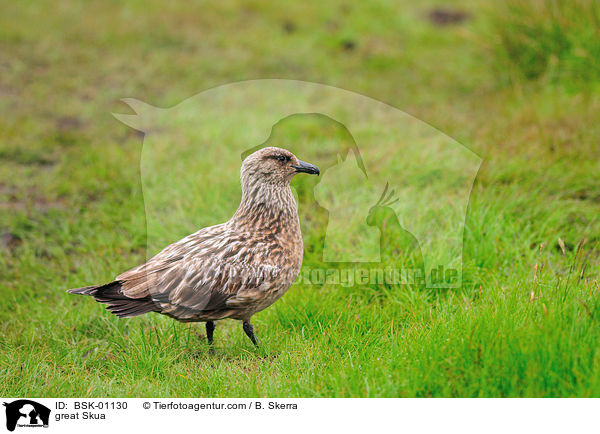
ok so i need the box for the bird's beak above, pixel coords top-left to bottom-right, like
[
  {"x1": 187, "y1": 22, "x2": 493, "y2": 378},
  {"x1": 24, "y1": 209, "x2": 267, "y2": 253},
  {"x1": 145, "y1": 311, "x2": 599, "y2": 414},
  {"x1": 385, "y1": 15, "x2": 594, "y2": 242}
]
[{"x1": 291, "y1": 160, "x2": 320, "y2": 176}]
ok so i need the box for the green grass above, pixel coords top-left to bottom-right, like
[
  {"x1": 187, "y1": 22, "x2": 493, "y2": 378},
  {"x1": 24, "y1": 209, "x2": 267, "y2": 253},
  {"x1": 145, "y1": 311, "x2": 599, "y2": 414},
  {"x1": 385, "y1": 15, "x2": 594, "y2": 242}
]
[
  {"x1": 1, "y1": 0, "x2": 599, "y2": 397},
  {"x1": 491, "y1": 0, "x2": 600, "y2": 89}
]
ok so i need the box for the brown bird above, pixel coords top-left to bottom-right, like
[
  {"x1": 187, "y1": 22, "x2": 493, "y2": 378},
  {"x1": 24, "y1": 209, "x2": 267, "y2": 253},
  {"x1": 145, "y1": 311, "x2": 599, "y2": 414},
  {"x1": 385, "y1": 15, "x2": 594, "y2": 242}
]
[{"x1": 68, "y1": 147, "x2": 319, "y2": 347}]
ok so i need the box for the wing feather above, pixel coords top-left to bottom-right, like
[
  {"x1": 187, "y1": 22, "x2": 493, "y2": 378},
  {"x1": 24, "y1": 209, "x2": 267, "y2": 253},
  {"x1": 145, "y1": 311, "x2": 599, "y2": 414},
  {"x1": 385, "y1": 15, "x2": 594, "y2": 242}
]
[{"x1": 114, "y1": 223, "x2": 281, "y2": 320}]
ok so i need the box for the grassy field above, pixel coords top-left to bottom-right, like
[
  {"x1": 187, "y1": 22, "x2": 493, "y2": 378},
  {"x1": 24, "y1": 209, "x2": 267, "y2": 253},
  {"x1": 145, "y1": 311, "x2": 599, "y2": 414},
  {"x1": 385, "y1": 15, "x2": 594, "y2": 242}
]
[{"x1": 1, "y1": 0, "x2": 599, "y2": 397}]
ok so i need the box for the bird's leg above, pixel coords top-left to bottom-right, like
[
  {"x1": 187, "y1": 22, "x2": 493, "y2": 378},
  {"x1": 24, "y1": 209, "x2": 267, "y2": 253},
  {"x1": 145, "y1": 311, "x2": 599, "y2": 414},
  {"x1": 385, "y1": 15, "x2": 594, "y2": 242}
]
[
  {"x1": 206, "y1": 321, "x2": 215, "y2": 346},
  {"x1": 242, "y1": 321, "x2": 259, "y2": 347}
]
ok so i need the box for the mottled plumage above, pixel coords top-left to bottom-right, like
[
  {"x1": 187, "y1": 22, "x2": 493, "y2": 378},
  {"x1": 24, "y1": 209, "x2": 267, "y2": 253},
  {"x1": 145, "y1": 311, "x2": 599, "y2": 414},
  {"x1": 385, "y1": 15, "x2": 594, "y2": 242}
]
[{"x1": 68, "y1": 147, "x2": 319, "y2": 346}]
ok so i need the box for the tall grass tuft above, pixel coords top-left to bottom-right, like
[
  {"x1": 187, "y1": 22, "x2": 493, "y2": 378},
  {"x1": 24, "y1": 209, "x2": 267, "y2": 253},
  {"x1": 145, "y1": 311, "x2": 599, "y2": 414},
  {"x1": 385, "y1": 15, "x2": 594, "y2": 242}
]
[{"x1": 492, "y1": 0, "x2": 600, "y2": 89}]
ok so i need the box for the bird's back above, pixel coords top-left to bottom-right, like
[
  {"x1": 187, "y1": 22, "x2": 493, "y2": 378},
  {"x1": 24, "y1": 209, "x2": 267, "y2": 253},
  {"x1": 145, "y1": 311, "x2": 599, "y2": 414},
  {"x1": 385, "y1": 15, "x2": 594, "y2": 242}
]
[{"x1": 113, "y1": 216, "x2": 302, "y2": 321}]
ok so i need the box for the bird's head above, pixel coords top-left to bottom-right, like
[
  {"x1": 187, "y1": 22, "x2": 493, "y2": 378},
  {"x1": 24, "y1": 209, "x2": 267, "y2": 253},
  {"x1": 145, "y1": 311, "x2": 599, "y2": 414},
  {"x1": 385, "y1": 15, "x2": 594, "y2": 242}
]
[
  {"x1": 366, "y1": 183, "x2": 399, "y2": 227},
  {"x1": 241, "y1": 147, "x2": 320, "y2": 187}
]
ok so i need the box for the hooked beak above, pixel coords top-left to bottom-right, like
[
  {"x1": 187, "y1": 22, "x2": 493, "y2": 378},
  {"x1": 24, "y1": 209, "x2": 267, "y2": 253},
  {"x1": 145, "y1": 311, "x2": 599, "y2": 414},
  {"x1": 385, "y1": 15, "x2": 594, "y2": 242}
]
[{"x1": 291, "y1": 160, "x2": 320, "y2": 176}]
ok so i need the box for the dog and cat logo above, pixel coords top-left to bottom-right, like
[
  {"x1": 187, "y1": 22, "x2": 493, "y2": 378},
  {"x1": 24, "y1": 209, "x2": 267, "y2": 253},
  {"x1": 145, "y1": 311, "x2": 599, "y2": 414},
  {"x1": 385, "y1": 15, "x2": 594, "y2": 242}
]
[
  {"x1": 115, "y1": 80, "x2": 481, "y2": 289},
  {"x1": 2, "y1": 400, "x2": 50, "y2": 431}
]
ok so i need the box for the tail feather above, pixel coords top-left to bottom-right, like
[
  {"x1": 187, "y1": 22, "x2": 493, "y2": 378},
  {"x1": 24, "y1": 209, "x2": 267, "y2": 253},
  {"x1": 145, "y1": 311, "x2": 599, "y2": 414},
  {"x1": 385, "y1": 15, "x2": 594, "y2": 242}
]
[
  {"x1": 67, "y1": 281, "x2": 158, "y2": 318},
  {"x1": 67, "y1": 286, "x2": 97, "y2": 295}
]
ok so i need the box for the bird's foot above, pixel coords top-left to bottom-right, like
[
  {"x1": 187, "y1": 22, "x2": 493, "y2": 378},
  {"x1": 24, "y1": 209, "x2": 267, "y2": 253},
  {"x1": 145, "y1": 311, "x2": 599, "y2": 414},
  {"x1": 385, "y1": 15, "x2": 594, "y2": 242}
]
[{"x1": 242, "y1": 321, "x2": 259, "y2": 347}]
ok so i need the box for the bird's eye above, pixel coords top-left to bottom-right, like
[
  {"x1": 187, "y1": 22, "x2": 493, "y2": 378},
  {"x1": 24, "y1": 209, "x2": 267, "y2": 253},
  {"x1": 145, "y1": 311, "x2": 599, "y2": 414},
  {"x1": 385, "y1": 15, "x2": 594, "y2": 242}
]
[{"x1": 277, "y1": 155, "x2": 290, "y2": 162}]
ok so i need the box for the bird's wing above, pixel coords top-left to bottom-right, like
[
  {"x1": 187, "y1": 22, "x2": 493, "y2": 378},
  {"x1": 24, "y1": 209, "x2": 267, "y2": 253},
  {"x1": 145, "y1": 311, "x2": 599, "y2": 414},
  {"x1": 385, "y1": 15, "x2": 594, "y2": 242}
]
[{"x1": 115, "y1": 224, "x2": 281, "y2": 319}]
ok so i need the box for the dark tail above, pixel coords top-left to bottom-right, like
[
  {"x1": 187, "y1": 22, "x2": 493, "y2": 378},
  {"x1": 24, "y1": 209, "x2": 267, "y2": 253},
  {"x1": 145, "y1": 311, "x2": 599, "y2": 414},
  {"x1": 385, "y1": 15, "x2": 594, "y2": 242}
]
[{"x1": 67, "y1": 281, "x2": 158, "y2": 318}]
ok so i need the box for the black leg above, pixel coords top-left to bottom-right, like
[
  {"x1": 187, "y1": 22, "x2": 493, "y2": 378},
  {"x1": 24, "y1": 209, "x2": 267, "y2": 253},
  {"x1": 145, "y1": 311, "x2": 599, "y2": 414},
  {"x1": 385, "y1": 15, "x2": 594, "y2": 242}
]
[
  {"x1": 242, "y1": 321, "x2": 259, "y2": 346},
  {"x1": 206, "y1": 321, "x2": 215, "y2": 345}
]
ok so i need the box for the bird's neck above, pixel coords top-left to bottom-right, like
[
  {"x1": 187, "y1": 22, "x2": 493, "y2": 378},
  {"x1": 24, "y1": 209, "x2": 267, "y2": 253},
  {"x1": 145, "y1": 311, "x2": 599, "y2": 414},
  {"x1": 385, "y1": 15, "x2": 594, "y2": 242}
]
[{"x1": 231, "y1": 181, "x2": 300, "y2": 231}]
